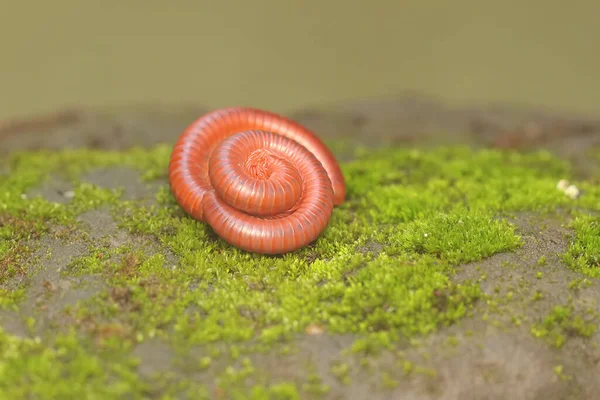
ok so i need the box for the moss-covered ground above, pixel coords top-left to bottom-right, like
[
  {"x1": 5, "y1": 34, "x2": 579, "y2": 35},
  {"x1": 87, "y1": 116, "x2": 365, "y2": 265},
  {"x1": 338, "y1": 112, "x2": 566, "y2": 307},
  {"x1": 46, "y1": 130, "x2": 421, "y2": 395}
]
[{"x1": 1, "y1": 143, "x2": 600, "y2": 399}]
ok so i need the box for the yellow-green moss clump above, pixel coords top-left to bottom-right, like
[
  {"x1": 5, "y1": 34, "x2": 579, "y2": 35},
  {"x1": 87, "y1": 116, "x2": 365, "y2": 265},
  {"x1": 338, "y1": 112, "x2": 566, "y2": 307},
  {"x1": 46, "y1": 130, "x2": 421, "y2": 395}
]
[
  {"x1": 0, "y1": 144, "x2": 599, "y2": 398},
  {"x1": 530, "y1": 304, "x2": 597, "y2": 348}
]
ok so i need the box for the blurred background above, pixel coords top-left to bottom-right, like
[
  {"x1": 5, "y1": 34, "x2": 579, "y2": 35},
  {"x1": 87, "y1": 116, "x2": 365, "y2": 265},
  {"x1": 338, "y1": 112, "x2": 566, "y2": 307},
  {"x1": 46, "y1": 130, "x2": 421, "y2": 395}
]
[{"x1": 1, "y1": 1, "x2": 598, "y2": 121}]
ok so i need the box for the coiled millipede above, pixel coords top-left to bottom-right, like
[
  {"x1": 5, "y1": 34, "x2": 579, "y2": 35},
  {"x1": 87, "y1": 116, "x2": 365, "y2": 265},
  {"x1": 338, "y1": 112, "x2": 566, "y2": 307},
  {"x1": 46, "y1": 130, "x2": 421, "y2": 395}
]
[{"x1": 168, "y1": 107, "x2": 346, "y2": 254}]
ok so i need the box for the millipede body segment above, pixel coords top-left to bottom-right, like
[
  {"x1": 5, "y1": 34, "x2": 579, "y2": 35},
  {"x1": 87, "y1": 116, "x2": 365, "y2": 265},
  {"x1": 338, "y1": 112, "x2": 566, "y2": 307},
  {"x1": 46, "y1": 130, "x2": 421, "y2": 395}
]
[{"x1": 168, "y1": 107, "x2": 346, "y2": 254}]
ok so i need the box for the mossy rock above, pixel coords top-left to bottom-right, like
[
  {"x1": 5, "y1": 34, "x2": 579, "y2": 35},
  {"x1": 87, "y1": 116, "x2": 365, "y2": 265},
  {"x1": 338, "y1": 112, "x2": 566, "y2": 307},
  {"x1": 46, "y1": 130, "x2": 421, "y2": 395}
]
[{"x1": 2, "y1": 94, "x2": 600, "y2": 399}]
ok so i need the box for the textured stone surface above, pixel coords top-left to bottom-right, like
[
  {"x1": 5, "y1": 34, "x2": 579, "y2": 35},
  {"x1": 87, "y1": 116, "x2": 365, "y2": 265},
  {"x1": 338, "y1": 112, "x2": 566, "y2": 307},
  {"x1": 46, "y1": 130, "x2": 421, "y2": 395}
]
[{"x1": 2, "y1": 93, "x2": 600, "y2": 399}]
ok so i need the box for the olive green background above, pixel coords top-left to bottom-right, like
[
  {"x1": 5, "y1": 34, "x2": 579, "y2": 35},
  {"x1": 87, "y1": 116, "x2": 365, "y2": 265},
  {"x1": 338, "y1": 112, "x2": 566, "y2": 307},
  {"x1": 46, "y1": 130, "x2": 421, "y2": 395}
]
[{"x1": 1, "y1": 1, "x2": 598, "y2": 121}]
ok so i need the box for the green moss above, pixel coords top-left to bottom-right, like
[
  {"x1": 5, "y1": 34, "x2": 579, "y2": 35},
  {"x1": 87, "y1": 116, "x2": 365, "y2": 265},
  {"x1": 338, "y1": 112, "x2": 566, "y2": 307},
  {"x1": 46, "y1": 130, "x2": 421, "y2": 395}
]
[
  {"x1": 2, "y1": 143, "x2": 600, "y2": 397},
  {"x1": 537, "y1": 255, "x2": 547, "y2": 266},
  {"x1": 346, "y1": 147, "x2": 571, "y2": 218},
  {"x1": 381, "y1": 371, "x2": 399, "y2": 389},
  {"x1": 0, "y1": 146, "x2": 170, "y2": 289},
  {"x1": 1, "y1": 145, "x2": 171, "y2": 221},
  {"x1": 301, "y1": 373, "x2": 330, "y2": 396},
  {"x1": 568, "y1": 277, "x2": 593, "y2": 291},
  {"x1": 531, "y1": 290, "x2": 543, "y2": 301},
  {"x1": 563, "y1": 213, "x2": 600, "y2": 277},
  {"x1": 0, "y1": 327, "x2": 147, "y2": 399},
  {"x1": 381, "y1": 212, "x2": 523, "y2": 264},
  {"x1": 252, "y1": 383, "x2": 300, "y2": 400},
  {"x1": 530, "y1": 305, "x2": 597, "y2": 348},
  {"x1": 536, "y1": 271, "x2": 543, "y2": 279},
  {"x1": 0, "y1": 288, "x2": 25, "y2": 310},
  {"x1": 330, "y1": 362, "x2": 350, "y2": 384},
  {"x1": 553, "y1": 365, "x2": 572, "y2": 381}
]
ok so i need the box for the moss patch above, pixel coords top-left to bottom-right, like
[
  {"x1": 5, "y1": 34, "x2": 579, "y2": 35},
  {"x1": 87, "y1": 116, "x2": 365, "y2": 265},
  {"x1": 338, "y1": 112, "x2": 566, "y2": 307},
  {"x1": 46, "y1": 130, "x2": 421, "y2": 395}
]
[
  {"x1": 563, "y1": 213, "x2": 600, "y2": 278},
  {"x1": 530, "y1": 305, "x2": 597, "y2": 348},
  {"x1": 1, "y1": 143, "x2": 600, "y2": 397}
]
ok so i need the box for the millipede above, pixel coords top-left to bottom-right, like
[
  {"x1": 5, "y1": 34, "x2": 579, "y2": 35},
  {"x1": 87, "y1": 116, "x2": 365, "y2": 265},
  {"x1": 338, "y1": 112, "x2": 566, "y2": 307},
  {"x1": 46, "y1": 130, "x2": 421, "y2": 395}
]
[{"x1": 168, "y1": 107, "x2": 346, "y2": 254}]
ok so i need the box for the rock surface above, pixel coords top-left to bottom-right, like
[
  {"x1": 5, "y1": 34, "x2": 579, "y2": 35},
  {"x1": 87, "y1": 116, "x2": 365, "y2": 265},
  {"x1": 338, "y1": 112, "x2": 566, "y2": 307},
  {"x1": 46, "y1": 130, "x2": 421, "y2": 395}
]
[{"x1": 2, "y1": 92, "x2": 600, "y2": 399}]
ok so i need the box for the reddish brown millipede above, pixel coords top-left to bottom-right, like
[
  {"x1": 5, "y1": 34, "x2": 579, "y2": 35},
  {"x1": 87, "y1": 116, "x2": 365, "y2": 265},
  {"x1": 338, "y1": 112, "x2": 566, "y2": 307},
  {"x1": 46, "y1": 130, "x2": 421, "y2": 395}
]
[{"x1": 168, "y1": 107, "x2": 346, "y2": 254}]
